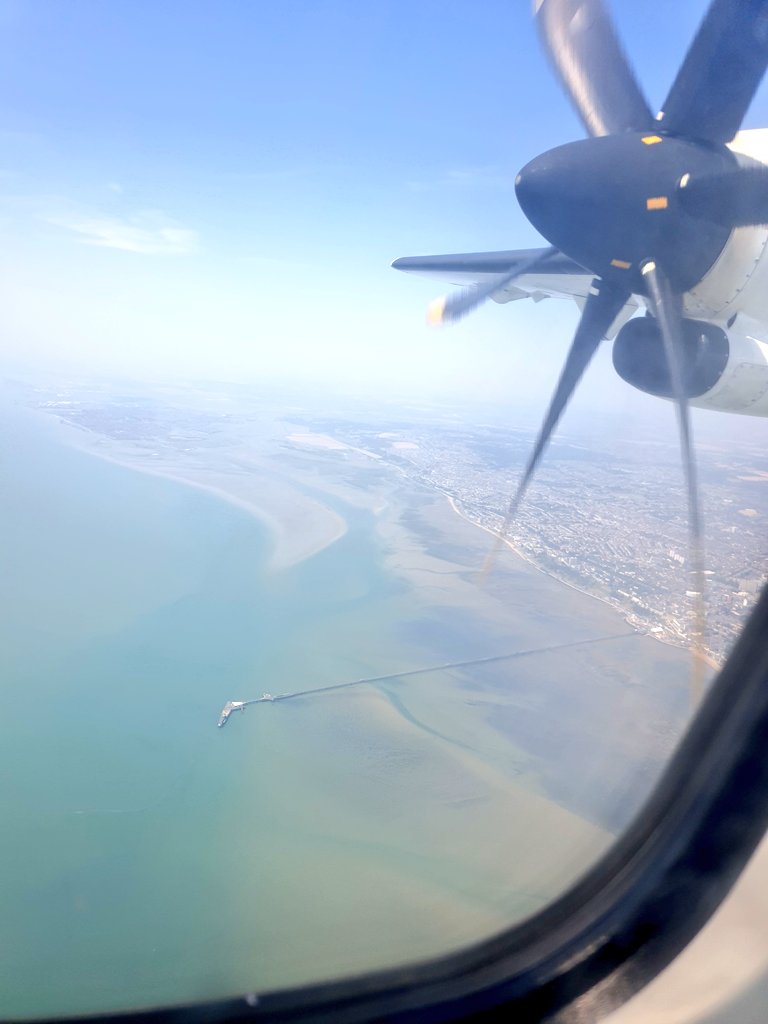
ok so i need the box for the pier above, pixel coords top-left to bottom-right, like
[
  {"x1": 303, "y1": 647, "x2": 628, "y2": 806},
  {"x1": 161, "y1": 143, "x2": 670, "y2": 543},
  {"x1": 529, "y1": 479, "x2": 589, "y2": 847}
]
[
  {"x1": 218, "y1": 695, "x2": 282, "y2": 726},
  {"x1": 215, "y1": 631, "x2": 636, "y2": 727}
]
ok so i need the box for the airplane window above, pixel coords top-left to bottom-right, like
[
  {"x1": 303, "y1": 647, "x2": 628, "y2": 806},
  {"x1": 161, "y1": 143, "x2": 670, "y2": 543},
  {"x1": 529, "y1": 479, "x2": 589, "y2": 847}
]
[{"x1": 2, "y1": 1, "x2": 768, "y2": 1022}]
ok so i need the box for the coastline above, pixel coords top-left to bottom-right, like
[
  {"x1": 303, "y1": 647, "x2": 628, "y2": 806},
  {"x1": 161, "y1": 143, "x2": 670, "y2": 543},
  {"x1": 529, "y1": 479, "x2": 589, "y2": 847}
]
[
  {"x1": 443, "y1": 491, "x2": 630, "y2": 615},
  {"x1": 53, "y1": 419, "x2": 348, "y2": 572},
  {"x1": 443, "y1": 491, "x2": 721, "y2": 674},
  {"x1": 47, "y1": 408, "x2": 719, "y2": 672}
]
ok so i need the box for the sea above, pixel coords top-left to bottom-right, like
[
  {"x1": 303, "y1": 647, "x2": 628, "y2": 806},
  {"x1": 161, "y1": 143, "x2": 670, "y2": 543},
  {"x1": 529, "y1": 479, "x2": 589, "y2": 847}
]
[{"x1": 0, "y1": 405, "x2": 695, "y2": 1019}]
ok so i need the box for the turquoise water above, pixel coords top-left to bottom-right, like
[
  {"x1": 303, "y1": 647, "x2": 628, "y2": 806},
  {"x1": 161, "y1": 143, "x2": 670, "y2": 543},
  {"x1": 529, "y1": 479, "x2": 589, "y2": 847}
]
[
  {"x1": 0, "y1": 410, "x2": 693, "y2": 1018},
  {"x1": 0, "y1": 412, "x2": 506, "y2": 1017}
]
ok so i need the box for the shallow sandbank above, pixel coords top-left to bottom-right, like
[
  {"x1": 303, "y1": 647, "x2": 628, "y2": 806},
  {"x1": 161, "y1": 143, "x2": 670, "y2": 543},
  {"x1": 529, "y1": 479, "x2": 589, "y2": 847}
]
[{"x1": 56, "y1": 422, "x2": 347, "y2": 571}]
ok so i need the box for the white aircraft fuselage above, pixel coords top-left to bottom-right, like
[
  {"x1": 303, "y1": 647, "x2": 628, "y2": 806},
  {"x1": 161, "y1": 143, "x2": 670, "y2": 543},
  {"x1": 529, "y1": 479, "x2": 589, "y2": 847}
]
[{"x1": 674, "y1": 129, "x2": 768, "y2": 416}]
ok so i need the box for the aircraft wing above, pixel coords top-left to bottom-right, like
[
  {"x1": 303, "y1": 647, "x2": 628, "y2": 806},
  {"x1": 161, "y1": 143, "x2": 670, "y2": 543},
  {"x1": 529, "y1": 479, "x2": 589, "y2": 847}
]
[{"x1": 391, "y1": 246, "x2": 638, "y2": 331}]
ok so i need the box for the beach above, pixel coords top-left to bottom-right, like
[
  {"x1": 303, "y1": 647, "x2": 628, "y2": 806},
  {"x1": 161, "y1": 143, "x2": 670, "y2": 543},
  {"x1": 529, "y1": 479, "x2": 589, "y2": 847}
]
[{"x1": 52, "y1": 416, "x2": 349, "y2": 571}]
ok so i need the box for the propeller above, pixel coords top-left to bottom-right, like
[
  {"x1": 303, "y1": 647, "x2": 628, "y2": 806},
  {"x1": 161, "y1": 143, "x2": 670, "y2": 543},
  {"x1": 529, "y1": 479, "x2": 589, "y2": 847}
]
[
  {"x1": 427, "y1": 247, "x2": 557, "y2": 325},
  {"x1": 658, "y1": 0, "x2": 768, "y2": 143},
  {"x1": 480, "y1": 279, "x2": 629, "y2": 574},
  {"x1": 678, "y1": 162, "x2": 768, "y2": 227},
  {"x1": 641, "y1": 260, "x2": 708, "y2": 693},
  {"x1": 420, "y1": 0, "x2": 768, "y2": 672},
  {"x1": 535, "y1": 0, "x2": 653, "y2": 137}
]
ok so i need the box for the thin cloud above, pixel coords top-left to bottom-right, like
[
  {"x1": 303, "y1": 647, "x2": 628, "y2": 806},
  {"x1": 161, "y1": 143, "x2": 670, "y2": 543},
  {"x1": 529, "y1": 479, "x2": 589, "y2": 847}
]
[
  {"x1": 47, "y1": 209, "x2": 198, "y2": 255},
  {"x1": 0, "y1": 192, "x2": 199, "y2": 255}
]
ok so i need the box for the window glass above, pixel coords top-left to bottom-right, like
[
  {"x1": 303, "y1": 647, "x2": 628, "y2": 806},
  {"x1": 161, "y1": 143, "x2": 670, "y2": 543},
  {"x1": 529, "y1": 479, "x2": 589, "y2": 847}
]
[{"x1": 1, "y1": 2, "x2": 767, "y2": 1019}]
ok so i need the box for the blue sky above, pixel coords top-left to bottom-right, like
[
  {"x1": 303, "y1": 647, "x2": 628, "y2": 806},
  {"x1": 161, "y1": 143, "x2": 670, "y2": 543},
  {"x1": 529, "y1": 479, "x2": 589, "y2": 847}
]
[{"x1": 1, "y1": 0, "x2": 768, "y2": 426}]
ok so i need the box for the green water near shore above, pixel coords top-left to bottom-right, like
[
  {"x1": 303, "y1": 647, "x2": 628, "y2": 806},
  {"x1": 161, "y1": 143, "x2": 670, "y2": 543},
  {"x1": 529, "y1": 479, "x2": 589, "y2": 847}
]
[{"x1": 0, "y1": 408, "x2": 693, "y2": 1018}]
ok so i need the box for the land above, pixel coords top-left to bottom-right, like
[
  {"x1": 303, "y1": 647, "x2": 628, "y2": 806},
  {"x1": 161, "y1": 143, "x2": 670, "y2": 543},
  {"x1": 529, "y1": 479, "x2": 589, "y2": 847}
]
[{"x1": 13, "y1": 373, "x2": 766, "y2": 665}]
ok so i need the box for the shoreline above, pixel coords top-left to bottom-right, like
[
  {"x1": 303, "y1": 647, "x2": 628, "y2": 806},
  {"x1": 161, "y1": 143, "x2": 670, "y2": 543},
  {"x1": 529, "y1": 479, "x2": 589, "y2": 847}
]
[
  {"x1": 45, "y1": 408, "x2": 719, "y2": 673},
  {"x1": 443, "y1": 491, "x2": 633, "y2": 616},
  {"x1": 442, "y1": 491, "x2": 721, "y2": 673},
  {"x1": 53, "y1": 419, "x2": 348, "y2": 572}
]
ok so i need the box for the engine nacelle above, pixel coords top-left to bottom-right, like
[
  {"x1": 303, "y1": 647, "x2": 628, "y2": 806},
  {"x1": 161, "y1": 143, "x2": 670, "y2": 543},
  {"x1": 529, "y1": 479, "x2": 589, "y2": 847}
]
[
  {"x1": 612, "y1": 315, "x2": 768, "y2": 416},
  {"x1": 612, "y1": 316, "x2": 730, "y2": 399}
]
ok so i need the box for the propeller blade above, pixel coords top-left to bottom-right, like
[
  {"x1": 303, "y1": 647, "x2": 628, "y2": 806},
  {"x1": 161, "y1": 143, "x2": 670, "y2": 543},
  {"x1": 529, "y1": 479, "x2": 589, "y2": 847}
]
[
  {"x1": 659, "y1": 0, "x2": 768, "y2": 143},
  {"x1": 641, "y1": 260, "x2": 707, "y2": 699},
  {"x1": 428, "y1": 246, "x2": 557, "y2": 326},
  {"x1": 481, "y1": 278, "x2": 630, "y2": 574},
  {"x1": 535, "y1": 0, "x2": 654, "y2": 137},
  {"x1": 679, "y1": 163, "x2": 768, "y2": 227}
]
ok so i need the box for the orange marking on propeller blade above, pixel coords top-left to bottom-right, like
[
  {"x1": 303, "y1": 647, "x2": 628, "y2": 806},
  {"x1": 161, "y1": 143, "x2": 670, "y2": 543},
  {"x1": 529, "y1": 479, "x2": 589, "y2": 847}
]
[
  {"x1": 646, "y1": 196, "x2": 669, "y2": 210},
  {"x1": 642, "y1": 134, "x2": 663, "y2": 144},
  {"x1": 610, "y1": 259, "x2": 631, "y2": 269}
]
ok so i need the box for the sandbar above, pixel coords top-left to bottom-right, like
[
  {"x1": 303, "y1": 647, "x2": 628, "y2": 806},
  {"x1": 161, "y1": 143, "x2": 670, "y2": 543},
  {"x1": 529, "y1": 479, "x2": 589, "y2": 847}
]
[{"x1": 54, "y1": 419, "x2": 348, "y2": 571}]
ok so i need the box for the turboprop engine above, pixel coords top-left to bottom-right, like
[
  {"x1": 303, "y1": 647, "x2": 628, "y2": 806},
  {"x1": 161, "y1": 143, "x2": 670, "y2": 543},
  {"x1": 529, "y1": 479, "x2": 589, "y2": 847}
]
[
  {"x1": 612, "y1": 315, "x2": 768, "y2": 416},
  {"x1": 612, "y1": 316, "x2": 729, "y2": 398}
]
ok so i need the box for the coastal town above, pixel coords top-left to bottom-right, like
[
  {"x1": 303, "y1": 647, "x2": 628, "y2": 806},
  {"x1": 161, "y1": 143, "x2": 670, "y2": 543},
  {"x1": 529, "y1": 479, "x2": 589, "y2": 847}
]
[
  {"x1": 16, "y1": 374, "x2": 768, "y2": 665},
  {"x1": 310, "y1": 415, "x2": 768, "y2": 665}
]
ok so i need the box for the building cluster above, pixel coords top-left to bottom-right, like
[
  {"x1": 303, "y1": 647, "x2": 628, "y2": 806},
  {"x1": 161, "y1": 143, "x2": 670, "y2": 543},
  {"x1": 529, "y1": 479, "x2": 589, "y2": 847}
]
[{"x1": 324, "y1": 420, "x2": 768, "y2": 665}]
